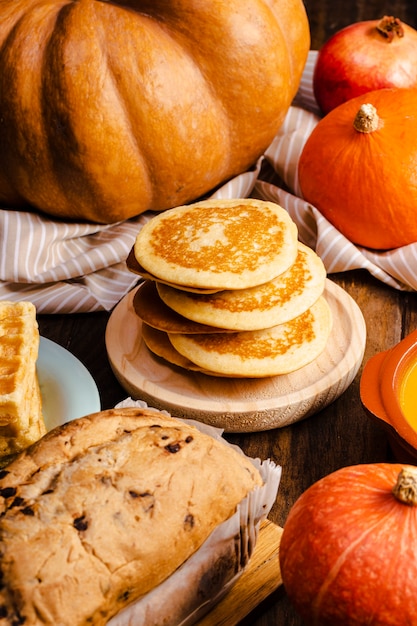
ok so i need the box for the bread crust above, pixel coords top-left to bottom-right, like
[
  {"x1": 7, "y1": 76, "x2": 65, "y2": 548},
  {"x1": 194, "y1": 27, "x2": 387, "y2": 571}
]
[{"x1": 0, "y1": 408, "x2": 262, "y2": 625}]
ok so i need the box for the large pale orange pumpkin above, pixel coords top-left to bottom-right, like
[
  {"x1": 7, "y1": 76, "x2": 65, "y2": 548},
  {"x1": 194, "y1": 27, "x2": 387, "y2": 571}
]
[
  {"x1": 298, "y1": 88, "x2": 417, "y2": 250},
  {"x1": 0, "y1": 0, "x2": 309, "y2": 223}
]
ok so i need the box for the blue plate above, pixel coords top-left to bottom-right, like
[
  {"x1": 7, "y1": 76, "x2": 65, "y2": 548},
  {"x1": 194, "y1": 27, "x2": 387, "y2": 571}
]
[{"x1": 38, "y1": 337, "x2": 101, "y2": 431}]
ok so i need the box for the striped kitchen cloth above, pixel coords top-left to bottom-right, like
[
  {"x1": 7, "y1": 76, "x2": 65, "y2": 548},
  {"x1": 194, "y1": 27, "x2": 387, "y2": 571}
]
[
  {"x1": 1, "y1": 51, "x2": 416, "y2": 314},
  {"x1": 255, "y1": 52, "x2": 417, "y2": 292},
  {"x1": 0, "y1": 160, "x2": 261, "y2": 314}
]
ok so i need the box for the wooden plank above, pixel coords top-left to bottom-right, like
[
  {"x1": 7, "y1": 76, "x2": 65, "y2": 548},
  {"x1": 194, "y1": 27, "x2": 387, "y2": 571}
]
[
  {"x1": 106, "y1": 280, "x2": 366, "y2": 433},
  {"x1": 195, "y1": 520, "x2": 283, "y2": 626}
]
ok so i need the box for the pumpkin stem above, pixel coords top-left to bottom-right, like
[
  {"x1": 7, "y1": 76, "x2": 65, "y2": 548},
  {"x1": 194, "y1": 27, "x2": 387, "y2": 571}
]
[
  {"x1": 376, "y1": 16, "x2": 404, "y2": 42},
  {"x1": 353, "y1": 104, "x2": 379, "y2": 134},
  {"x1": 392, "y1": 467, "x2": 417, "y2": 505}
]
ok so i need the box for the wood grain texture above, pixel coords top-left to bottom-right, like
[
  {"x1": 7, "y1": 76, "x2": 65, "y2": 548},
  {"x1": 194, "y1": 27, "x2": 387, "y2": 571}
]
[
  {"x1": 105, "y1": 279, "x2": 365, "y2": 432},
  {"x1": 195, "y1": 521, "x2": 283, "y2": 626},
  {"x1": 304, "y1": 0, "x2": 417, "y2": 50}
]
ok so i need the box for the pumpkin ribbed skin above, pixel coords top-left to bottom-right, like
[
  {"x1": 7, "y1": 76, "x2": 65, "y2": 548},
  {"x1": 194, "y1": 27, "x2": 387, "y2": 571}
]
[
  {"x1": 0, "y1": 0, "x2": 309, "y2": 223},
  {"x1": 280, "y1": 463, "x2": 417, "y2": 625},
  {"x1": 298, "y1": 88, "x2": 417, "y2": 250}
]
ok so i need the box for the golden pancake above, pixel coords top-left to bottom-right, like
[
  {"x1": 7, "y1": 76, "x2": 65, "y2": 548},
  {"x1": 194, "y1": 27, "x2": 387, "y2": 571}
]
[
  {"x1": 126, "y1": 248, "x2": 221, "y2": 294},
  {"x1": 168, "y1": 297, "x2": 333, "y2": 378},
  {"x1": 142, "y1": 323, "x2": 202, "y2": 371},
  {"x1": 157, "y1": 243, "x2": 326, "y2": 331},
  {"x1": 141, "y1": 323, "x2": 238, "y2": 378},
  {"x1": 133, "y1": 281, "x2": 233, "y2": 334},
  {"x1": 133, "y1": 199, "x2": 298, "y2": 290}
]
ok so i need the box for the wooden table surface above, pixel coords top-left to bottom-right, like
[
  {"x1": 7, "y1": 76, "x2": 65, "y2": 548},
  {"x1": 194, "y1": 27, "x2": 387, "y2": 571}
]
[{"x1": 37, "y1": 2, "x2": 417, "y2": 624}]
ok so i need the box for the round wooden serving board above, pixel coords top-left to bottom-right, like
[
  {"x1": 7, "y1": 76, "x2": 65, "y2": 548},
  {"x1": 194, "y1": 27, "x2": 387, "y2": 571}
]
[{"x1": 105, "y1": 279, "x2": 366, "y2": 432}]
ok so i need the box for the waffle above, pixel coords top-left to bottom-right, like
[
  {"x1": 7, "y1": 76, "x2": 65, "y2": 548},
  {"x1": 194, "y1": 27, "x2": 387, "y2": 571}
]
[{"x1": 0, "y1": 301, "x2": 46, "y2": 459}]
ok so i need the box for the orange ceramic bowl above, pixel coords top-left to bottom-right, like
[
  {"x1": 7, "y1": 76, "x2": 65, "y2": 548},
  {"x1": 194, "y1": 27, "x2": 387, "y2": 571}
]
[{"x1": 360, "y1": 329, "x2": 417, "y2": 464}]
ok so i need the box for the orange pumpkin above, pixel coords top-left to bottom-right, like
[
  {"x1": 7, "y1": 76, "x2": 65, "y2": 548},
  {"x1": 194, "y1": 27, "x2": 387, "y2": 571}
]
[
  {"x1": 298, "y1": 88, "x2": 417, "y2": 250},
  {"x1": 279, "y1": 463, "x2": 417, "y2": 625},
  {"x1": 0, "y1": 0, "x2": 309, "y2": 224}
]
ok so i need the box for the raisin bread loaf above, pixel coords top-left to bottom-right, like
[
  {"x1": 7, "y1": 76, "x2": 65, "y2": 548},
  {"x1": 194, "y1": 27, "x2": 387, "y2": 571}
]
[{"x1": 0, "y1": 408, "x2": 263, "y2": 625}]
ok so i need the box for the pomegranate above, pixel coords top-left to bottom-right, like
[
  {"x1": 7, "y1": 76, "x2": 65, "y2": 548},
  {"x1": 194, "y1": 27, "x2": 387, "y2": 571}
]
[{"x1": 314, "y1": 16, "x2": 417, "y2": 114}]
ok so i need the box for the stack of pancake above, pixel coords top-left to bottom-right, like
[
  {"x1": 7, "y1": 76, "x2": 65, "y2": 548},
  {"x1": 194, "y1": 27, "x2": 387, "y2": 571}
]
[{"x1": 127, "y1": 199, "x2": 332, "y2": 378}]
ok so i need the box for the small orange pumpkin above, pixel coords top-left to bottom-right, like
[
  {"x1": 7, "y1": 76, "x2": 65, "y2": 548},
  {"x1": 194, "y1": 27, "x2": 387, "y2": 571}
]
[
  {"x1": 280, "y1": 463, "x2": 417, "y2": 625},
  {"x1": 0, "y1": 0, "x2": 309, "y2": 223},
  {"x1": 298, "y1": 88, "x2": 417, "y2": 250}
]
